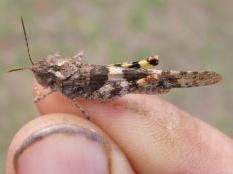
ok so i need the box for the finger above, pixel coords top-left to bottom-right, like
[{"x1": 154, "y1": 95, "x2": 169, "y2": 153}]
[
  {"x1": 34, "y1": 82, "x2": 233, "y2": 174},
  {"x1": 6, "y1": 114, "x2": 135, "y2": 174}
]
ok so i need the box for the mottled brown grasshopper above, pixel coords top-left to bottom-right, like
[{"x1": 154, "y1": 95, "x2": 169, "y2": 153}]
[{"x1": 9, "y1": 17, "x2": 222, "y2": 119}]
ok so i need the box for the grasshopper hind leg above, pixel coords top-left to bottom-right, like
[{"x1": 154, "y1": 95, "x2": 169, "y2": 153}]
[
  {"x1": 112, "y1": 55, "x2": 159, "y2": 69},
  {"x1": 133, "y1": 74, "x2": 171, "y2": 95}
]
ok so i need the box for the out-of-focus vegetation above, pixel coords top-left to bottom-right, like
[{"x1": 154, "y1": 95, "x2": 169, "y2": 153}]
[{"x1": 0, "y1": 0, "x2": 232, "y2": 172}]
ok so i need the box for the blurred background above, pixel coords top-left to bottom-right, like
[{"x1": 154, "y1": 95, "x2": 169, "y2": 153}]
[{"x1": 0, "y1": 0, "x2": 232, "y2": 172}]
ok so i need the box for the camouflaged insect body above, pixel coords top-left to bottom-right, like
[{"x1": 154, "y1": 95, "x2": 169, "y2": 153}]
[
  {"x1": 10, "y1": 17, "x2": 222, "y2": 119},
  {"x1": 32, "y1": 53, "x2": 221, "y2": 101}
]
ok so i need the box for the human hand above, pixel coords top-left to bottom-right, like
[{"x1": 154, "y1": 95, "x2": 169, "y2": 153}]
[{"x1": 6, "y1": 82, "x2": 233, "y2": 174}]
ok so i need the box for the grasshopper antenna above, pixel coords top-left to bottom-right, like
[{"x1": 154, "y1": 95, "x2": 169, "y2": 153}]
[
  {"x1": 8, "y1": 17, "x2": 33, "y2": 73},
  {"x1": 8, "y1": 67, "x2": 31, "y2": 72},
  {"x1": 21, "y1": 16, "x2": 34, "y2": 65}
]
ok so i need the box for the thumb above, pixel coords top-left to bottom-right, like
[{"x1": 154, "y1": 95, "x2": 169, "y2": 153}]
[{"x1": 6, "y1": 114, "x2": 135, "y2": 174}]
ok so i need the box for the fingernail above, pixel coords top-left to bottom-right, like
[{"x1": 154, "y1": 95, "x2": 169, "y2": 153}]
[{"x1": 14, "y1": 124, "x2": 110, "y2": 174}]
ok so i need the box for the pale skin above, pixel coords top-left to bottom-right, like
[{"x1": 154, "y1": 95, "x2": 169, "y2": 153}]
[{"x1": 6, "y1": 81, "x2": 233, "y2": 174}]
